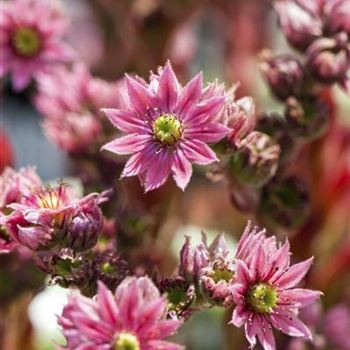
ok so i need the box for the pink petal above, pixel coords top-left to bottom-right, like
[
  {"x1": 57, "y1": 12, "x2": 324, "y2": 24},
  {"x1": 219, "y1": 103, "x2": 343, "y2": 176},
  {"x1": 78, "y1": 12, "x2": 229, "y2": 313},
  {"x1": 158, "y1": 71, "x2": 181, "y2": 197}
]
[
  {"x1": 97, "y1": 282, "x2": 121, "y2": 328},
  {"x1": 264, "y1": 239, "x2": 290, "y2": 282},
  {"x1": 157, "y1": 61, "x2": 179, "y2": 111},
  {"x1": 269, "y1": 311, "x2": 312, "y2": 339},
  {"x1": 102, "y1": 108, "x2": 149, "y2": 134},
  {"x1": 175, "y1": 72, "x2": 203, "y2": 117},
  {"x1": 245, "y1": 314, "x2": 261, "y2": 346},
  {"x1": 143, "y1": 149, "x2": 172, "y2": 192},
  {"x1": 171, "y1": 148, "x2": 192, "y2": 191},
  {"x1": 183, "y1": 96, "x2": 225, "y2": 125},
  {"x1": 181, "y1": 139, "x2": 218, "y2": 165},
  {"x1": 250, "y1": 245, "x2": 266, "y2": 281},
  {"x1": 184, "y1": 122, "x2": 230, "y2": 143},
  {"x1": 275, "y1": 257, "x2": 314, "y2": 289},
  {"x1": 236, "y1": 260, "x2": 252, "y2": 286},
  {"x1": 126, "y1": 75, "x2": 156, "y2": 115},
  {"x1": 12, "y1": 68, "x2": 32, "y2": 91},
  {"x1": 278, "y1": 289, "x2": 322, "y2": 308},
  {"x1": 230, "y1": 305, "x2": 250, "y2": 327},
  {"x1": 101, "y1": 134, "x2": 150, "y2": 155},
  {"x1": 257, "y1": 324, "x2": 276, "y2": 350}
]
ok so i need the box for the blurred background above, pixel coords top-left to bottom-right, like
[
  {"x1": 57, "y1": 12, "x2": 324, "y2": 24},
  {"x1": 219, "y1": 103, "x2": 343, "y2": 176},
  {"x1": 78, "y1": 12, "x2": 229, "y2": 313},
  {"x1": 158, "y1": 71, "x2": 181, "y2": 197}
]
[{"x1": 1, "y1": 0, "x2": 349, "y2": 349}]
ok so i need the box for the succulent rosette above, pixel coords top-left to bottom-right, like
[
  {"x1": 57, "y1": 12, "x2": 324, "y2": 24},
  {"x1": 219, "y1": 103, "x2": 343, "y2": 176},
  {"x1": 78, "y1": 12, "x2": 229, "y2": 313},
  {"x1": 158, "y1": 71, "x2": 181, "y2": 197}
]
[
  {"x1": 102, "y1": 61, "x2": 231, "y2": 192},
  {"x1": 59, "y1": 277, "x2": 184, "y2": 350},
  {"x1": 231, "y1": 223, "x2": 322, "y2": 350},
  {"x1": 0, "y1": 0, "x2": 74, "y2": 90},
  {"x1": 5, "y1": 184, "x2": 106, "y2": 252}
]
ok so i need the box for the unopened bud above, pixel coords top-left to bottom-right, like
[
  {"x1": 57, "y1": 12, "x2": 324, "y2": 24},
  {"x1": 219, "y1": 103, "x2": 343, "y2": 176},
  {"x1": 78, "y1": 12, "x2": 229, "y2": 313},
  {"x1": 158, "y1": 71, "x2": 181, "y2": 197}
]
[
  {"x1": 285, "y1": 97, "x2": 329, "y2": 139},
  {"x1": 259, "y1": 176, "x2": 310, "y2": 229},
  {"x1": 67, "y1": 199, "x2": 104, "y2": 252},
  {"x1": 306, "y1": 33, "x2": 350, "y2": 85},
  {"x1": 325, "y1": 0, "x2": 350, "y2": 36},
  {"x1": 260, "y1": 52, "x2": 304, "y2": 101},
  {"x1": 229, "y1": 132, "x2": 281, "y2": 187},
  {"x1": 274, "y1": 0, "x2": 322, "y2": 51}
]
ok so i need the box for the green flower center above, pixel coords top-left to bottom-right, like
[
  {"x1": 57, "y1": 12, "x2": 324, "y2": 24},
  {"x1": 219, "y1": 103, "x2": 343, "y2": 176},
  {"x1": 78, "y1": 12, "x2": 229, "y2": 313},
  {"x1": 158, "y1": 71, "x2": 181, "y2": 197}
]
[
  {"x1": 210, "y1": 268, "x2": 233, "y2": 284},
  {"x1": 12, "y1": 27, "x2": 41, "y2": 57},
  {"x1": 114, "y1": 333, "x2": 140, "y2": 350},
  {"x1": 153, "y1": 114, "x2": 181, "y2": 145},
  {"x1": 247, "y1": 283, "x2": 277, "y2": 313}
]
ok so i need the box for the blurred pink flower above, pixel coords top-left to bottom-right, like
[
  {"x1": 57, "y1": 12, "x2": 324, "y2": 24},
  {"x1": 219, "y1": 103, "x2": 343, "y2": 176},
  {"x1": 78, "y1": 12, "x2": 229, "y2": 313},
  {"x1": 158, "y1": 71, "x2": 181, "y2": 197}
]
[
  {"x1": 6, "y1": 184, "x2": 105, "y2": 252},
  {"x1": 35, "y1": 63, "x2": 120, "y2": 153},
  {"x1": 0, "y1": 0, "x2": 73, "y2": 91},
  {"x1": 102, "y1": 61, "x2": 230, "y2": 192},
  {"x1": 323, "y1": 304, "x2": 350, "y2": 350},
  {"x1": 231, "y1": 222, "x2": 322, "y2": 350},
  {"x1": 0, "y1": 166, "x2": 42, "y2": 210},
  {"x1": 59, "y1": 277, "x2": 184, "y2": 350}
]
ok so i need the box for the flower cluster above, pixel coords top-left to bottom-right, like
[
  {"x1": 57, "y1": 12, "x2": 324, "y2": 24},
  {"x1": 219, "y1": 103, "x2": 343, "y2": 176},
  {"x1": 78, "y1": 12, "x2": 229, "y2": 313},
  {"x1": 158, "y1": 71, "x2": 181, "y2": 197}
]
[
  {"x1": 0, "y1": 0, "x2": 73, "y2": 90},
  {"x1": 273, "y1": 0, "x2": 350, "y2": 93},
  {"x1": 1, "y1": 167, "x2": 107, "y2": 255},
  {"x1": 175, "y1": 222, "x2": 322, "y2": 350}
]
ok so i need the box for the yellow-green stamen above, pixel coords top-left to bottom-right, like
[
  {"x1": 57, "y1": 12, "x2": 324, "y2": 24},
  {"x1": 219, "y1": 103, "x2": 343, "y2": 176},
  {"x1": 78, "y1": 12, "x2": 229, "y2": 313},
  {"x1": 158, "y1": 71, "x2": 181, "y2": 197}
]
[
  {"x1": 114, "y1": 333, "x2": 140, "y2": 350},
  {"x1": 12, "y1": 27, "x2": 41, "y2": 57},
  {"x1": 247, "y1": 283, "x2": 277, "y2": 313},
  {"x1": 153, "y1": 114, "x2": 181, "y2": 145}
]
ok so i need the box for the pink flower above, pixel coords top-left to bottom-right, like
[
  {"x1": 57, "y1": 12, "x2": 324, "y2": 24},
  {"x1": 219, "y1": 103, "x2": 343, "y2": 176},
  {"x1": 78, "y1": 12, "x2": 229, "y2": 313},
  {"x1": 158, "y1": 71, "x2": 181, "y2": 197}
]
[
  {"x1": 102, "y1": 61, "x2": 230, "y2": 192},
  {"x1": 230, "y1": 222, "x2": 322, "y2": 350},
  {"x1": 0, "y1": 0, "x2": 73, "y2": 91},
  {"x1": 35, "y1": 63, "x2": 120, "y2": 153},
  {"x1": 5, "y1": 183, "x2": 106, "y2": 252},
  {"x1": 0, "y1": 166, "x2": 42, "y2": 210},
  {"x1": 323, "y1": 304, "x2": 350, "y2": 350},
  {"x1": 59, "y1": 277, "x2": 184, "y2": 350}
]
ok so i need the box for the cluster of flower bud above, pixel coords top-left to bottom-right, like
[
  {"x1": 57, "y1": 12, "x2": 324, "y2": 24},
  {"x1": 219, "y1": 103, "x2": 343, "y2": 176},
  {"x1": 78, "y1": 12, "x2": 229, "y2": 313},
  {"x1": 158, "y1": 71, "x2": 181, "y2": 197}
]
[{"x1": 272, "y1": 0, "x2": 350, "y2": 93}]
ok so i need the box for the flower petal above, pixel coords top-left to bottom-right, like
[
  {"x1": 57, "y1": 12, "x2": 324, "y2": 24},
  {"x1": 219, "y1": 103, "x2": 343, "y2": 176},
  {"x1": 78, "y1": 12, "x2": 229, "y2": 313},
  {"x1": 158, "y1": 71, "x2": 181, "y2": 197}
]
[
  {"x1": 171, "y1": 148, "x2": 192, "y2": 191},
  {"x1": 230, "y1": 305, "x2": 250, "y2": 327},
  {"x1": 102, "y1": 108, "x2": 149, "y2": 133},
  {"x1": 143, "y1": 149, "x2": 172, "y2": 192},
  {"x1": 101, "y1": 134, "x2": 151, "y2": 155},
  {"x1": 278, "y1": 289, "x2": 322, "y2": 308},
  {"x1": 97, "y1": 282, "x2": 121, "y2": 329},
  {"x1": 257, "y1": 324, "x2": 276, "y2": 350},
  {"x1": 125, "y1": 75, "x2": 156, "y2": 115},
  {"x1": 175, "y1": 72, "x2": 203, "y2": 117},
  {"x1": 275, "y1": 257, "x2": 314, "y2": 289},
  {"x1": 157, "y1": 61, "x2": 179, "y2": 111},
  {"x1": 181, "y1": 139, "x2": 218, "y2": 165},
  {"x1": 183, "y1": 96, "x2": 225, "y2": 125},
  {"x1": 270, "y1": 311, "x2": 312, "y2": 339},
  {"x1": 184, "y1": 122, "x2": 230, "y2": 143}
]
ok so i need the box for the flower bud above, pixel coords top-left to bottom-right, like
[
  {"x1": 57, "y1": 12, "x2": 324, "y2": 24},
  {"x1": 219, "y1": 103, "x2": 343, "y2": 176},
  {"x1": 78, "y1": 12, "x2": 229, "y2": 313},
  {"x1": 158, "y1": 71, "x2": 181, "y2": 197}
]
[
  {"x1": 260, "y1": 52, "x2": 304, "y2": 101},
  {"x1": 285, "y1": 97, "x2": 329, "y2": 139},
  {"x1": 274, "y1": 0, "x2": 323, "y2": 51},
  {"x1": 158, "y1": 277, "x2": 196, "y2": 320},
  {"x1": 259, "y1": 176, "x2": 310, "y2": 229},
  {"x1": 67, "y1": 197, "x2": 104, "y2": 252},
  {"x1": 306, "y1": 33, "x2": 350, "y2": 85},
  {"x1": 92, "y1": 250, "x2": 130, "y2": 292},
  {"x1": 325, "y1": 0, "x2": 350, "y2": 35},
  {"x1": 257, "y1": 112, "x2": 294, "y2": 162},
  {"x1": 229, "y1": 132, "x2": 281, "y2": 187}
]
